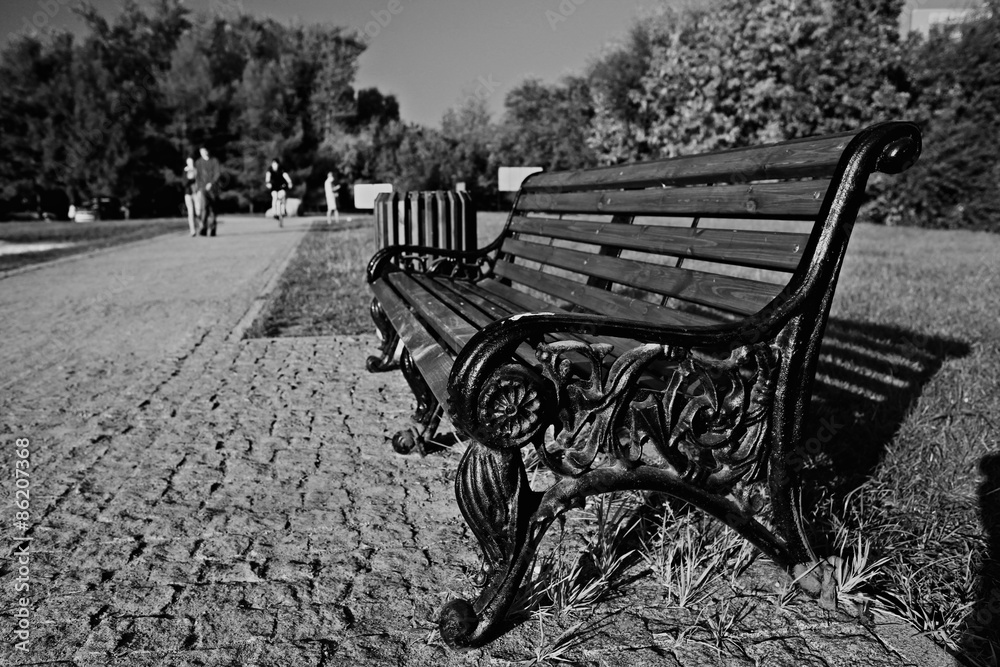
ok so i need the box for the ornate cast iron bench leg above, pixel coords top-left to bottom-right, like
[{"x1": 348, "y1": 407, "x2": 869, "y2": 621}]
[
  {"x1": 366, "y1": 298, "x2": 400, "y2": 372},
  {"x1": 439, "y1": 342, "x2": 830, "y2": 649},
  {"x1": 392, "y1": 348, "x2": 442, "y2": 455}
]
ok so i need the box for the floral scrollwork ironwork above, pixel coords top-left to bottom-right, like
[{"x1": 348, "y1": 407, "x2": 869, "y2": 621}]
[
  {"x1": 428, "y1": 253, "x2": 495, "y2": 281},
  {"x1": 475, "y1": 364, "x2": 552, "y2": 450},
  {"x1": 391, "y1": 252, "x2": 493, "y2": 281},
  {"x1": 533, "y1": 340, "x2": 781, "y2": 492}
]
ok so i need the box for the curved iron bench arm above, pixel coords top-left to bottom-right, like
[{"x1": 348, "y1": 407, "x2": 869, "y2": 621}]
[{"x1": 366, "y1": 240, "x2": 502, "y2": 284}]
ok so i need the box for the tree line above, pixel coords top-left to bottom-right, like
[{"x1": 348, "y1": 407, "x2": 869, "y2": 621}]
[{"x1": 1, "y1": 0, "x2": 997, "y2": 229}]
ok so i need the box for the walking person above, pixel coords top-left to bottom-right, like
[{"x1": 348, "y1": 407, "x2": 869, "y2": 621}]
[
  {"x1": 195, "y1": 146, "x2": 221, "y2": 236},
  {"x1": 324, "y1": 172, "x2": 341, "y2": 225},
  {"x1": 265, "y1": 159, "x2": 293, "y2": 227},
  {"x1": 183, "y1": 157, "x2": 198, "y2": 236}
]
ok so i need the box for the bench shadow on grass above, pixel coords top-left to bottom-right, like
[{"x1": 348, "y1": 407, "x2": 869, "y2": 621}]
[
  {"x1": 804, "y1": 317, "x2": 971, "y2": 495},
  {"x1": 801, "y1": 318, "x2": 1000, "y2": 664},
  {"x1": 966, "y1": 453, "x2": 1000, "y2": 665}
]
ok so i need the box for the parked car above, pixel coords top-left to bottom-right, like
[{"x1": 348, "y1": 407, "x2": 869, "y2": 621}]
[{"x1": 72, "y1": 196, "x2": 125, "y2": 222}]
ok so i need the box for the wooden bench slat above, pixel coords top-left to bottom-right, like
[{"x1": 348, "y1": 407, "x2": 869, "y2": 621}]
[
  {"x1": 409, "y1": 275, "x2": 539, "y2": 369},
  {"x1": 469, "y1": 278, "x2": 558, "y2": 314},
  {"x1": 385, "y1": 273, "x2": 478, "y2": 353},
  {"x1": 434, "y1": 278, "x2": 628, "y2": 370},
  {"x1": 500, "y1": 238, "x2": 782, "y2": 316},
  {"x1": 464, "y1": 278, "x2": 676, "y2": 386},
  {"x1": 464, "y1": 279, "x2": 637, "y2": 351},
  {"x1": 522, "y1": 132, "x2": 853, "y2": 191},
  {"x1": 370, "y1": 279, "x2": 454, "y2": 407},
  {"x1": 410, "y1": 274, "x2": 499, "y2": 328},
  {"x1": 515, "y1": 180, "x2": 830, "y2": 219},
  {"x1": 428, "y1": 277, "x2": 518, "y2": 322},
  {"x1": 493, "y1": 259, "x2": 723, "y2": 327},
  {"x1": 509, "y1": 216, "x2": 808, "y2": 272},
  {"x1": 475, "y1": 277, "x2": 681, "y2": 390}
]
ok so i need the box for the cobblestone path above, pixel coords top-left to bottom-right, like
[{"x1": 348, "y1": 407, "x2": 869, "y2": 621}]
[{"x1": 0, "y1": 216, "x2": 954, "y2": 666}]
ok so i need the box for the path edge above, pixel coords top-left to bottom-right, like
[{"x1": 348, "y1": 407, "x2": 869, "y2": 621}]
[
  {"x1": 0, "y1": 225, "x2": 188, "y2": 281},
  {"x1": 227, "y1": 220, "x2": 313, "y2": 343}
]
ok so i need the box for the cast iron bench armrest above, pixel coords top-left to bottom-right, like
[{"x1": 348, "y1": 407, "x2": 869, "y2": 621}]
[
  {"x1": 447, "y1": 312, "x2": 768, "y2": 432},
  {"x1": 367, "y1": 241, "x2": 499, "y2": 283}
]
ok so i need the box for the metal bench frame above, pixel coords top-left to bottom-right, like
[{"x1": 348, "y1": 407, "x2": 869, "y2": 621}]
[{"x1": 366, "y1": 121, "x2": 921, "y2": 648}]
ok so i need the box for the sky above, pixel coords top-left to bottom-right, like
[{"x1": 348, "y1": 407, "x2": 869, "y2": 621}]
[{"x1": 0, "y1": 0, "x2": 651, "y2": 127}]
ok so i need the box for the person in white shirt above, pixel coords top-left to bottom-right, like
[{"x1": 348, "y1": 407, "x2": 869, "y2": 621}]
[
  {"x1": 183, "y1": 157, "x2": 198, "y2": 236},
  {"x1": 325, "y1": 172, "x2": 341, "y2": 225}
]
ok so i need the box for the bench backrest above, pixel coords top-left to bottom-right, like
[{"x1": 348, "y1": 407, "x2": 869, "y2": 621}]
[{"x1": 496, "y1": 122, "x2": 921, "y2": 328}]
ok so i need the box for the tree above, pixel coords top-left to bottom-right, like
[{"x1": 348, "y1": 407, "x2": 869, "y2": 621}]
[
  {"x1": 493, "y1": 77, "x2": 596, "y2": 172},
  {"x1": 636, "y1": 0, "x2": 911, "y2": 156},
  {"x1": 364, "y1": 121, "x2": 447, "y2": 191},
  {"x1": 586, "y1": 20, "x2": 660, "y2": 164},
  {"x1": 0, "y1": 34, "x2": 74, "y2": 214},
  {"x1": 0, "y1": 3, "x2": 374, "y2": 217},
  {"x1": 69, "y1": 0, "x2": 190, "y2": 214},
  {"x1": 440, "y1": 95, "x2": 497, "y2": 200},
  {"x1": 350, "y1": 87, "x2": 399, "y2": 130},
  {"x1": 873, "y1": 2, "x2": 1000, "y2": 230},
  {"x1": 781, "y1": 0, "x2": 911, "y2": 138}
]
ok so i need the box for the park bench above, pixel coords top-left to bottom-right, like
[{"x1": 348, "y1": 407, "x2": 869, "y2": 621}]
[{"x1": 365, "y1": 121, "x2": 921, "y2": 648}]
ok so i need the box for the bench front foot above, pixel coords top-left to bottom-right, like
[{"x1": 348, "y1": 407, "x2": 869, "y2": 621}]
[
  {"x1": 439, "y1": 442, "x2": 545, "y2": 649},
  {"x1": 439, "y1": 441, "x2": 806, "y2": 648},
  {"x1": 391, "y1": 407, "x2": 442, "y2": 455},
  {"x1": 392, "y1": 348, "x2": 442, "y2": 455},
  {"x1": 366, "y1": 298, "x2": 400, "y2": 372}
]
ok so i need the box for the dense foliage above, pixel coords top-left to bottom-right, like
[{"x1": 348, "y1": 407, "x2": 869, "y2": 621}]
[
  {"x1": 1, "y1": 0, "x2": 997, "y2": 227},
  {"x1": 0, "y1": 0, "x2": 394, "y2": 217},
  {"x1": 872, "y1": 0, "x2": 1000, "y2": 230}
]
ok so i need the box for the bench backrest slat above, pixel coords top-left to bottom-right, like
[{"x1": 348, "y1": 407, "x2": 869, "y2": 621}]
[
  {"x1": 515, "y1": 179, "x2": 829, "y2": 219},
  {"x1": 493, "y1": 260, "x2": 722, "y2": 327},
  {"x1": 522, "y1": 133, "x2": 852, "y2": 192},
  {"x1": 508, "y1": 216, "x2": 808, "y2": 272},
  {"x1": 499, "y1": 237, "x2": 782, "y2": 316}
]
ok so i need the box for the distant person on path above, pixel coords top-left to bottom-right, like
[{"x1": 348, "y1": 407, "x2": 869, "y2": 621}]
[
  {"x1": 325, "y1": 172, "x2": 341, "y2": 225},
  {"x1": 183, "y1": 157, "x2": 198, "y2": 236},
  {"x1": 195, "y1": 147, "x2": 221, "y2": 236},
  {"x1": 266, "y1": 159, "x2": 293, "y2": 227}
]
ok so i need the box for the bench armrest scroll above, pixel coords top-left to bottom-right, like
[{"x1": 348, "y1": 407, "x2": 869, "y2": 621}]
[
  {"x1": 447, "y1": 311, "x2": 785, "y2": 442},
  {"x1": 366, "y1": 243, "x2": 497, "y2": 283}
]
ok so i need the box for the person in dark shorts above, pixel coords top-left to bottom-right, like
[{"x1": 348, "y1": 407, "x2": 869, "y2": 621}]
[
  {"x1": 265, "y1": 159, "x2": 293, "y2": 227},
  {"x1": 195, "y1": 147, "x2": 221, "y2": 236}
]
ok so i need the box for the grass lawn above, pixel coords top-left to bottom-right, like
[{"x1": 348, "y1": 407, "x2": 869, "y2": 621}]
[
  {"x1": 0, "y1": 218, "x2": 189, "y2": 272},
  {"x1": 244, "y1": 212, "x2": 506, "y2": 338},
  {"x1": 249, "y1": 210, "x2": 999, "y2": 663},
  {"x1": 243, "y1": 215, "x2": 379, "y2": 338}
]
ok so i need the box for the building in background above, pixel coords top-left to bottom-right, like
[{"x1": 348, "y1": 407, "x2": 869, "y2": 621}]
[{"x1": 899, "y1": 0, "x2": 986, "y2": 36}]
